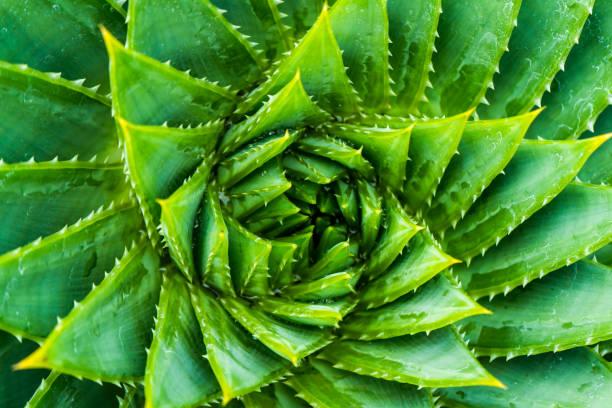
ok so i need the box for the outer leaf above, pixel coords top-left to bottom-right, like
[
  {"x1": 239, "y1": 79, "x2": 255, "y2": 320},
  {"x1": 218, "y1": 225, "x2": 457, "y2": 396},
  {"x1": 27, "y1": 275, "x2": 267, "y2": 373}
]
[
  {"x1": 422, "y1": 0, "x2": 520, "y2": 117},
  {"x1": 358, "y1": 231, "x2": 459, "y2": 309},
  {"x1": 328, "y1": 0, "x2": 390, "y2": 111},
  {"x1": 318, "y1": 327, "x2": 501, "y2": 388},
  {"x1": 0, "y1": 160, "x2": 128, "y2": 254},
  {"x1": 343, "y1": 275, "x2": 489, "y2": 340},
  {"x1": 0, "y1": 62, "x2": 117, "y2": 163},
  {"x1": 0, "y1": 332, "x2": 47, "y2": 408},
  {"x1": 458, "y1": 260, "x2": 612, "y2": 358},
  {"x1": 479, "y1": 0, "x2": 595, "y2": 118},
  {"x1": 526, "y1": 1, "x2": 612, "y2": 140},
  {"x1": 190, "y1": 286, "x2": 290, "y2": 404},
  {"x1": 438, "y1": 348, "x2": 612, "y2": 408},
  {"x1": 426, "y1": 110, "x2": 540, "y2": 232},
  {"x1": 127, "y1": 0, "x2": 263, "y2": 89},
  {"x1": 26, "y1": 371, "x2": 120, "y2": 408},
  {"x1": 119, "y1": 118, "x2": 223, "y2": 244},
  {"x1": 15, "y1": 240, "x2": 162, "y2": 382},
  {"x1": 221, "y1": 297, "x2": 333, "y2": 364},
  {"x1": 145, "y1": 272, "x2": 220, "y2": 408},
  {"x1": 236, "y1": 4, "x2": 359, "y2": 116},
  {"x1": 287, "y1": 359, "x2": 433, "y2": 408},
  {"x1": 103, "y1": 28, "x2": 235, "y2": 126},
  {"x1": 0, "y1": 204, "x2": 141, "y2": 341},
  {"x1": 0, "y1": 0, "x2": 126, "y2": 92},
  {"x1": 444, "y1": 135, "x2": 609, "y2": 260},
  {"x1": 158, "y1": 161, "x2": 213, "y2": 282},
  {"x1": 453, "y1": 183, "x2": 612, "y2": 298},
  {"x1": 387, "y1": 0, "x2": 441, "y2": 115}
]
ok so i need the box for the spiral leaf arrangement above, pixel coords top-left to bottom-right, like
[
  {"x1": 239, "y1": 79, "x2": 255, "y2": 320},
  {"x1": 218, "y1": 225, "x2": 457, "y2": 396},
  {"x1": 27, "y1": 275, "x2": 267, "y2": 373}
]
[{"x1": 1, "y1": 0, "x2": 612, "y2": 407}]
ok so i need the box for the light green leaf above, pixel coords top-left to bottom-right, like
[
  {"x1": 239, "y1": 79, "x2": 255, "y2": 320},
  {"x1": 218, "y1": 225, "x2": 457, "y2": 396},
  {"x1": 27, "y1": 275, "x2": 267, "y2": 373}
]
[
  {"x1": 221, "y1": 297, "x2": 333, "y2": 365},
  {"x1": 343, "y1": 275, "x2": 489, "y2": 340},
  {"x1": 317, "y1": 327, "x2": 502, "y2": 388},
  {"x1": 287, "y1": 359, "x2": 434, "y2": 408},
  {"x1": 356, "y1": 179, "x2": 383, "y2": 253},
  {"x1": 145, "y1": 272, "x2": 220, "y2": 408},
  {"x1": 190, "y1": 286, "x2": 290, "y2": 404},
  {"x1": 453, "y1": 183, "x2": 612, "y2": 298},
  {"x1": 283, "y1": 152, "x2": 348, "y2": 185},
  {"x1": 103, "y1": 28, "x2": 235, "y2": 126},
  {"x1": 0, "y1": 203, "x2": 141, "y2": 341},
  {"x1": 283, "y1": 268, "x2": 361, "y2": 301},
  {"x1": 15, "y1": 240, "x2": 162, "y2": 382},
  {"x1": 438, "y1": 348, "x2": 612, "y2": 408},
  {"x1": 277, "y1": 0, "x2": 325, "y2": 42},
  {"x1": 258, "y1": 296, "x2": 357, "y2": 327}
]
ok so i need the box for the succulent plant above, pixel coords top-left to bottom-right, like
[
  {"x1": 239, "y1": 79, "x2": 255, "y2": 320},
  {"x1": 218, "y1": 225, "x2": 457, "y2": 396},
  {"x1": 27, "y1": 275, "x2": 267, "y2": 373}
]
[{"x1": 1, "y1": 0, "x2": 612, "y2": 407}]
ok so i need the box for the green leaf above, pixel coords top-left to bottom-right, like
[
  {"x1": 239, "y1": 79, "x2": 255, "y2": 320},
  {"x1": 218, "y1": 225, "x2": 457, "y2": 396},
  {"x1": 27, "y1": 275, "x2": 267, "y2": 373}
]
[
  {"x1": 195, "y1": 185, "x2": 235, "y2": 296},
  {"x1": 277, "y1": 0, "x2": 325, "y2": 42},
  {"x1": 525, "y1": 1, "x2": 612, "y2": 140},
  {"x1": 267, "y1": 240, "x2": 298, "y2": 289},
  {"x1": 295, "y1": 133, "x2": 375, "y2": 179},
  {"x1": 145, "y1": 272, "x2": 220, "y2": 408},
  {"x1": 246, "y1": 195, "x2": 301, "y2": 223},
  {"x1": 400, "y1": 112, "x2": 469, "y2": 214},
  {"x1": 594, "y1": 244, "x2": 612, "y2": 267},
  {"x1": 426, "y1": 110, "x2": 540, "y2": 232},
  {"x1": 226, "y1": 217, "x2": 272, "y2": 296},
  {"x1": 479, "y1": 0, "x2": 595, "y2": 119},
  {"x1": 228, "y1": 159, "x2": 292, "y2": 219},
  {"x1": 127, "y1": 0, "x2": 263, "y2": 89},
  {"x1": 218, "y1": 130, "x2": 298, "y2": 188},
  {"x1": 0, "y1": 203, "x2": 141, "y2": 341},
  {"x1": 15, "y1": 240, "x2": 162, "y2": 382},
  {"x1": 343, "y1": 275, "x2": 489, "y2": 340},
  {"x1": 328, "y1": 0, "x2": 389, "y2": 111},
  {"x1": 387, "y1": 0, "x2": 441, "y2": 115},
  {"x1": 302, "y1": 240, "x2": 357, "y2": 281},
  {"x1": 453, "y1": 182, "x2": 612, "y2": 299},
  {"x1": 287, "y1": 359, "x2": 434, "y2": 408},
  {"x1": 458, "y1": 260, "x2": 612, "y2": 358},
  {"x1": 422, "y1": 0, "x2": 520, "y2": 117},
  {"x1": 221, "y1": 297, "x2": 333, "y2": 365},
  {"x1": 190, "y1": 286, "x2": 290, "y2": 404},
  {"x1": 283, "y1": 152, "x2": 348, "y2": 184},
  {"x1": 283, "y1": 267, "x2": 361, "y2": 301},
  {"x1": 0, "y1": 332, "x2": 47, "y2": 408},
  {"x1": 327, "y1": 123, "x2": 412, "y2": 191},
  {"x1": 334, "y1": 180, "x2": 359, "y2": 229},
  {"x1": 437, "y1": 348, "x2": 612, "y2": 408},
  {"x1": 119, "y1": 118, "x2": 223, "y2": 244},
  {"x1": 211, "y1": 0, "x2": 290, "y2": 60},
  {"x1": 158, "y1": 160, "x2": 213, "y2": 282},
  {"x1": 26, "y1": 371, "x2": 121, "y2": 408},
  {"x1": 356, "y1": 179, "x2": 383, "y2": 253},
  {"x1": 258, "y1": 297, "x2": 357, "y2": 327},
  {"x1": 0, "y1": 62, "x2": 118, "y2": 163},
  {"x1": 0, "y1": 160, "x2": 129, "y2": 254},
  {"x1": 0, "y1": 0, "x2": 126, "y2": 93},
  {"x1": 318, "y1": 327, "x2": 501, "y2": 388},
  {"x1": 358, "y1": 231, "x2": 459, "y2": 310},
  {"x1": 364, "y1": 193, "x2": 422, "y2": 280},
  {"x1": 444, "y1": 135, "x2": 609, "y2": 260},
  {"x1": 102, "y1": 28, "x2": 236, "y2": 126},
  {"x1": 221, "y1": 74, "x2": 329, "y2": 156},
  {"x1": 579, "y1": 108, "x2": 612, "y2": 185},
  {"x1": 236, "y1": 4, "x2": 359, "y2": 116}
]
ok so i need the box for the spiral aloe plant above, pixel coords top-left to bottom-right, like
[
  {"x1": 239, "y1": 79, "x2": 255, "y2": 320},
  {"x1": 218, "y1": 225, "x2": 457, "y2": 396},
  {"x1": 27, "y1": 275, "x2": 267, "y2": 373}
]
[{"x1": 1, "y1": 0, "x2": 612, "y2": 407}]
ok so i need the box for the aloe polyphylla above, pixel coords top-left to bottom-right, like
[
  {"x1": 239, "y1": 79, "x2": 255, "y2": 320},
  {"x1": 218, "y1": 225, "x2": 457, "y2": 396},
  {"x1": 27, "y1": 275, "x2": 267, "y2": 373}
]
[{"x1": 1, "y1": 0, "x2": 612, "y2": 407}]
